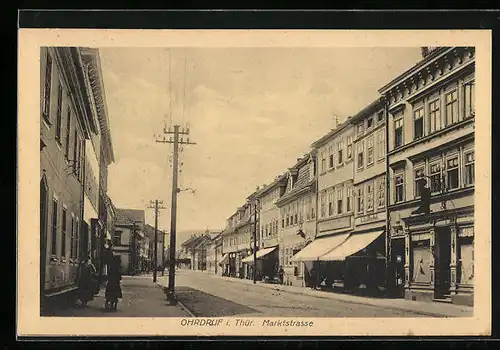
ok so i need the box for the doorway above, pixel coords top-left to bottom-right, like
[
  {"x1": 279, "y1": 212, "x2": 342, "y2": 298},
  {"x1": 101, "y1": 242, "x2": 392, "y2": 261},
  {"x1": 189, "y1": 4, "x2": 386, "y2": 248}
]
[
  {"x1": 435, "y1": 228, "x2": 451, "y2": 299},
  {"x1": 391, "y1": 237, "x2": 405, "y2": 298}
]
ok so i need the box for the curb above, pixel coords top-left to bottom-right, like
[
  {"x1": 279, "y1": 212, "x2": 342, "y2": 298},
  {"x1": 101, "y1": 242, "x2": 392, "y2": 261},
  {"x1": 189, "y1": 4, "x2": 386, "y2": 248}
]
[
  {"x1": 155, "y1": 282, "x2": 196, "y2": 318},
  {"x1": 214, "y1": 275, "x2": 469, "y2": 318}
]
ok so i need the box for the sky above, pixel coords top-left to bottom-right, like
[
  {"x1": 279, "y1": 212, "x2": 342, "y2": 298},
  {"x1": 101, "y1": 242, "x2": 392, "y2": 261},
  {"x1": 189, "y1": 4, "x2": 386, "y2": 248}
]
[{"x1": 99, "y1": 47, "x2": 423, "y2": 234}]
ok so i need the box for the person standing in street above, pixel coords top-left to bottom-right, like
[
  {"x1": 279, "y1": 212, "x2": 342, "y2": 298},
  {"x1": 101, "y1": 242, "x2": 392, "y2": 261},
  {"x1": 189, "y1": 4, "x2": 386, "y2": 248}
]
[
  {"x1": 278, "y1": 265, "x2": 284, "y2": 285},
  {"x1": 105, "y1": 255, "x2": 122, "y2": 311},
  {"x1": 76, "y1": 259, "x2": 95, "y2": 307}
]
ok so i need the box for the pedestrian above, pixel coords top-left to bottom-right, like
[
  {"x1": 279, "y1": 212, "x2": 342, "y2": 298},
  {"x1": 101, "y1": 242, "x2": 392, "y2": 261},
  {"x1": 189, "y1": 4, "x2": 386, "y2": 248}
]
[
  {"x1": 278, "y1": 265, "x2": 284, "y2": 285},
  {"x1": 310, "y1": 265, "x2": 317, "y2": 290},
  {"x1": 76, "y1": 259, "x2": 96, "y2": 307},
  {"x1": 105, "y1": 255, "x2": 123, "y2": 311}
]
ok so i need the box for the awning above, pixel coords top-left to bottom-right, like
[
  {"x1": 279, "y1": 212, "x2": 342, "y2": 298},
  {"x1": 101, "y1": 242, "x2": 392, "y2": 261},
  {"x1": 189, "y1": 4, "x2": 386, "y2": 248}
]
[
  {"x1": 320, "y1": 230, "x2": 384, "y2": 261},
  {"x1": 242, "y1": 246, "x2": 277, "y2": 263},
  {"x1": 290, "y1": 233, "x2": 349, "y2": 262},
  {"x1": 217, "y1": 254, "x2": 229, "y2": 266}
]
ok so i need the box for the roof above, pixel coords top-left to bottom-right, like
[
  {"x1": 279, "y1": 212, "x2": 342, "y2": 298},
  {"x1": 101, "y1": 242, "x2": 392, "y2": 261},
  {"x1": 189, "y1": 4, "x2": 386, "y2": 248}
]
[
  {"x1": 254, "y1": 174, "x2": 288, "y2": 199},
  {"x1": 115, "y1": 209, "x2": 135, "y2": 226},
  {"x1": 118, "y1": 209, "x2": 145, "y2": 224},
  {"x1": 276, "y1": 160, "x2": 316, "y2": 207},
  {"x1": 311, "y1": 118, "x2": 352, "y2": 149},
  {"x1": 144, "y1": 224, "x2": 165, "y2": 242},
  {"x1": 349, "y1": 98, "x2": 384, "y2": 124}
]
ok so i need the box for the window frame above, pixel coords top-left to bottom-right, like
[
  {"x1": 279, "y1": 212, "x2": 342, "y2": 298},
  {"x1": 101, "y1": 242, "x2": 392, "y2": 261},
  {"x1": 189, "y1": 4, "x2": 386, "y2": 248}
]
[
  {"x1": 414, "y1": 166, "x2": 425, "y2": 199},
  {"x1": 55, "y1": 83, "x2": 63, "y2": 145},
  {"x1": 413, "y1": 107, "x2": 425, "y2": 140},
  {"x1": 366, "y1": 182, "x2": 374, "y2": 212},
  {"x1": 337, "y1": 187, "x2": 343, "y2": 214},
  {"x1": 357, "y1": 186, "x2": 364, "y2": 214},
  {"x1": 445, "y1": 89, "x2": 459, "y2": 126},
  {"x1": 394, "y1": 172, "x2": 405, "y2": 203},
  {"x1": 357, "y1": 141, "x2": 364, "y2": 170},
  {"x1": 346, "y1": 135, "x2": 353, "y2": 160},
  {"x1": 464, "y1": 81, "x2": 475, "y2": 119},
  {"x1": 42, "y1": 52, "x2": 53, "y2": 125},
  {"x1": 377, "y1": 129, "x2": 385, "y2": 161},
  {"x1": 367, "y1": 135, "x2": 374, "y2": 166},
  {"x1": 464, "y1": 150, "x2": 475, "y2": 186},
  {"x1": 51, "y1": 197, "x2": 58, "y2": 257},
  {"x1": 377, "y1": 178, "x2": 385, "y2": 209},
  {"x1": 394, "y1": 117, "x2": 404, "y2": 149},
  {"x1": 61, "y1": 205, "x2": 67, "y2": 258},
  {"x1": 446, "y1": 155, "x2": 460, "y2": 190}
]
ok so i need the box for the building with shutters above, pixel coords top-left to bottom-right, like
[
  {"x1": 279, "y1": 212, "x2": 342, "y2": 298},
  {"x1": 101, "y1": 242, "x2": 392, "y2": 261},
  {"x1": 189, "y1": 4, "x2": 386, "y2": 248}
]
[{"x1": 379, "y1": 46, "x2": 475, "y2": 305}]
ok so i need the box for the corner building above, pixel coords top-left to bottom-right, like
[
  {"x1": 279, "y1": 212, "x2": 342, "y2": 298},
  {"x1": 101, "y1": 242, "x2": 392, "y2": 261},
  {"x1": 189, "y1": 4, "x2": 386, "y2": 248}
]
[{"x1": 380, "y1": 47, "x2": 475, "y2": 305}]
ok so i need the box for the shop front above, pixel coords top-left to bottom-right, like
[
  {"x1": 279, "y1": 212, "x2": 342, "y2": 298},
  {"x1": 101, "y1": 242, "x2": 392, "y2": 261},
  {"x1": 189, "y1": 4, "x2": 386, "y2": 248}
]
[
  {"x1": 395, "y1": 206, "x2": 474, "y2": 306},
  {"x1": 242, "y1": 246, "x2": 279, "y2": 281}
]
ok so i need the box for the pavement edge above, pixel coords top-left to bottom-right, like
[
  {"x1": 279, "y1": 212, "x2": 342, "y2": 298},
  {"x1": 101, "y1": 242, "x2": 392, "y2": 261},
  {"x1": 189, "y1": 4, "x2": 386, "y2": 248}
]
[{"x1": 155, "y1": 282, "x2": 196, "y2": 318}]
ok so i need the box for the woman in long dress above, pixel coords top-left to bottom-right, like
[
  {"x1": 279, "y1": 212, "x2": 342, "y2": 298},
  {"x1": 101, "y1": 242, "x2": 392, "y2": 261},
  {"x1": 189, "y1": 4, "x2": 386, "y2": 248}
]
[
  {"x1": 77, "y1": 260, "x2": 95, "y2": 307},
  {"x1": 105, "y1": 256, "x2": 122, "y2": 311}
]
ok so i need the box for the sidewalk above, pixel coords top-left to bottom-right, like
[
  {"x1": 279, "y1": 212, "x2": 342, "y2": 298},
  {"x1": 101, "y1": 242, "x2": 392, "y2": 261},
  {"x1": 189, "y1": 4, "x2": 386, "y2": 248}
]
[
  {"x1": 46, "y1": 275, "x2": 191, "y2": 317},
  {"x1": 186, "y1": 269, "x2": 473, "y2": 318}
]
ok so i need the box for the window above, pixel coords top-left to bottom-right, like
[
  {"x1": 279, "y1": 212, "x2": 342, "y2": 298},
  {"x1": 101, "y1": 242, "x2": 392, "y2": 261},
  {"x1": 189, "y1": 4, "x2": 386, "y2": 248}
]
[
  {"x1": 70, "y1": 216, "x2": 75, "y2": 259},
  {"x1": 430, "y1": 163, "x2": 442, "y2": 193},
  {"x1": 394, "y1": 118, "x2": 404, "y2": 148},
  {"x1": 377, "y1": 111, "x2": 385, "y2": 123},
  {"x1": 395, "y1": 174, "x2": 405, "y2": 203},
  {"x1": 446, "y1": 157, "x2": 459, "y2": 190},
  {"x1": 337, "y1": 187, "x2": 343, "y2": 214},
  {"x1": 367, "y1": 117, "x2": 373, "y2": 129},
  {"x1": 377, "y1": 179, "x2": 385, "y2": 208},
  {"x1": 55, "y1": 84, "x2": 63, "y2": 144},
  {"x1": 357, "y1": 187, "x2": 364, "y2": 214},
  {"x1": 445, "y1": 90, "x2": 458, "y2": 126},
  {"x1": 51, "y1": 198, "x2": 58, "y2": 255},
  {"x1": 464, "y1": 82, "x2": 475, "y2": 119},
  {"x1": 311, "y1": 196, "x2": 316, "y2": 219},
  {"x1": 367, "y1": 136, "x2": 374, "y2": 165},
  {"x1": 64, "y1": 109, "x2": 71, "y2": 159},
  {"x1": 429, "y1": 99, "x2": 441, "y2": 133},
  {"x1": 73, "y1": 130, "x2": 78, "y2": 174},
  {"x1": 346, "y1": 186, "x2": 353, "y2": 212},
  {"x1": 414, "y1": 107, "x2": 424, "y2": 139},
  {"x1": 61, "y1": 207, "x2": 67, "y2": 257},
  {"x1": 367, "y1": 183, "x2": 374, "y2": 212},
  {"x1": 266, "y1": 224, "x2": 269, "y2": 237},
  {"x1": 357, "y1": 122, "x2": 364, "y2": 136},
  {"x1": 320, "y1": 192, "x2": 326, "y2": 217},
  {"x1": 43, "y1": 53, "x2": 53, "y2": 123},
  {"x1": 328, "y1": 190, "x2": 334, "y2": 216},
  {"x1": 328, "y1": 144, "x2": 334, "y2": 168},
  {"x1": 337, "y1": 140, "x2": 344, "y2": 164},
  {"x1": 357, "y1": 142, "x2": 364, "y2": 170},
  {"x1": 464, "y1": 151, "x2": 475, "y2": 186},
  {"x1": 377, "y1": 129, "x2": 385, "y2": 160},
  {"x1": 321, "y1": 151, "x2": 326, "y2": 173},
  {"x1": 414, "y1": 167, "x2": 425, "y2": 198},
  {"x1": 347, "y1": 136, "x2": 353, "y2": 160}
]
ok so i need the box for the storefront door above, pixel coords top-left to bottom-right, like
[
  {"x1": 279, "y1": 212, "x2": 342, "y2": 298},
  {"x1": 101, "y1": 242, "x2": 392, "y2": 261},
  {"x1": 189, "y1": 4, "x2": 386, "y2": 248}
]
[
  {"x1": 391, "y1": 238, "x2": 405, "y2": 298},
  {"x1": 435, "y1": 228, "x2": 451, "y2": 299}
]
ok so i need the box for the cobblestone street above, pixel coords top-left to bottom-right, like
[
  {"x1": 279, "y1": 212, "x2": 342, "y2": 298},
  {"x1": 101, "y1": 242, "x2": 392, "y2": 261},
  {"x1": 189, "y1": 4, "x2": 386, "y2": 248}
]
[{"x1": 158, "y1": 269, "x2": 473, "y2": 318}]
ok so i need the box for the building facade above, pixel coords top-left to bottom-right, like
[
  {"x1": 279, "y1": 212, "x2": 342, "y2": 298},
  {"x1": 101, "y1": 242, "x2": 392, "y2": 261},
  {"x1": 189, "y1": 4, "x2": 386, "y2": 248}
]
[
  {"x1": 112, "y1": 209, "x2": 146, "y2": 275},
  {"x1": 40, "y1": 47, "x2": 115, "y2": 311},
  {"x1": 275, "y1": 153, "x2": 317, "y2": 287},
  {"x1": 380, "y1": 46, "x2": 475, "y2": 305}
]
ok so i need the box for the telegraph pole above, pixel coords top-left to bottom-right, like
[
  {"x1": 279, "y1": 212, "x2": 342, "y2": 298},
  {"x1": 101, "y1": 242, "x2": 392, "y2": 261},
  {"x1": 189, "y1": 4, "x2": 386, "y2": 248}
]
[
  {"x1": 147, "y1": 199, "x2": 166, "y2": 283},
  {"x1": 156, "y1": 124, "x2": 196, "y2": 304}
]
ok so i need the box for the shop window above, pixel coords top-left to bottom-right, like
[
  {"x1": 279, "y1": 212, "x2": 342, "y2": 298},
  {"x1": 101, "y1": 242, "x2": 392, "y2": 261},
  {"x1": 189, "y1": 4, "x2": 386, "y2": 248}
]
[
  {"x1": 464, "y1": 151, "x2": 475, "y2": 186},
  {"x1": 394, "y1": 118, "x2": 404, "y2": 148},
  {"x1": 446, "y1": 157, "x2": 459, "y2": 190},
  {"x1": 464, "y1": 81, "x2": 475, "y2": 119},
  {"x1": 414, "y1": 107, "x2": 424, "y2": 140},
  {"x1": 414, "y1": 167, "x2": 425, "y2": 198},
  {"x1": 445, "y1": 90, "x2": 458, "y2": 126},
  {"x1": 42, "y1": 52, "x2": 53, "y2": 124},
  {"x1": 394, "y1": 173, "x2": 405, "y2": 203},
  {"x1": 429, "y1": 99, "x2": 441, "y2": 133}
]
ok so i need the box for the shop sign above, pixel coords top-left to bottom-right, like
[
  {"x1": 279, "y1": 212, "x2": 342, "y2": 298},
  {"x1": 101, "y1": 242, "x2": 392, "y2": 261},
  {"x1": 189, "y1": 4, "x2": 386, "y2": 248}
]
[
  {"x1": 458, "y1": 226, "x2": 474, "y2": 238},
  {"x1": 318, "y1": 216, "x2": 351, "y2": 233}
]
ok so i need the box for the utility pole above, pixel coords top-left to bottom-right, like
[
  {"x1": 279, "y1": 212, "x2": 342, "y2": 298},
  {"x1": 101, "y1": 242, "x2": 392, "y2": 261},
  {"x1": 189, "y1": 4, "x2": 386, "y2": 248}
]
[
  {"x1": 156, "y1": 124, "x2": 196, "y2": 304},
  {"x1": 147, "y1": 199, "x2": 166, "y2": 283}
]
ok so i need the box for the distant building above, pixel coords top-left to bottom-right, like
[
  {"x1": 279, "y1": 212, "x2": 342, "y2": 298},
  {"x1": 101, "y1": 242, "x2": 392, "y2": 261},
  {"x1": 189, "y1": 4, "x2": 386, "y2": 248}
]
[
  {"x1": 144, "y1": 224, "x2": 166, "y2": 269},
  {"x1": 275, "y1": 152, "x2": 317, "y2": 287},
  {"x1": 112, "y1": 209, "x2": 146, "y2": 275}
]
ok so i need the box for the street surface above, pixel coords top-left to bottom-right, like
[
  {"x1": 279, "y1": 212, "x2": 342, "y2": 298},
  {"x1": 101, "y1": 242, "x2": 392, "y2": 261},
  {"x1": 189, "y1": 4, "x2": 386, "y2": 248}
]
[
  {"x1": 159, "y1": 269, "x2": 471, "y2": 317},
  {"x1": 46, "y1": 275, "x2": 190, "y2": 317}
]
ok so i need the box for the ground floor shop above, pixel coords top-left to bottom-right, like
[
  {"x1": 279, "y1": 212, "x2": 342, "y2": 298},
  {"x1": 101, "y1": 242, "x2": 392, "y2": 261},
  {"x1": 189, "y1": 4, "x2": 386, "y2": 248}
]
[
  {"x1": 391, "y1": 206, "x2": 474, "y2": 306},
  {"x1": 242, "y1": 245, "x2": 280, "y2": 282}
]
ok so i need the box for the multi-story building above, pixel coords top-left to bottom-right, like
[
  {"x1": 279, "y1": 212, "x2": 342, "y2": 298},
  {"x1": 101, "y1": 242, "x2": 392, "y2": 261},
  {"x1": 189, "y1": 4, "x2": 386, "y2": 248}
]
[
  {"x1": 206, "y1": 232, "x2": 223, "y2": 274},
  {"x1": 40, "y1": 47, "x2": 114, "y2": 311},
  {"x1": 244, "y1": 175, "x2": 287, "y2": 281},
  {"x1": 291, "y1": 121, "x2": 355, "y2": 289},
  {"x1": 112, "y1": 209, "x2": 146, "y2": 275},
  {"x1": 275, "y1": 153, "x2": 317, "y2": 287},
  {"x1": 144, "y1": 224, "x2": 165, "y2": 270},
  {"x1": 380, "y1": 46, "x2": 475, "y2": 305}
]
